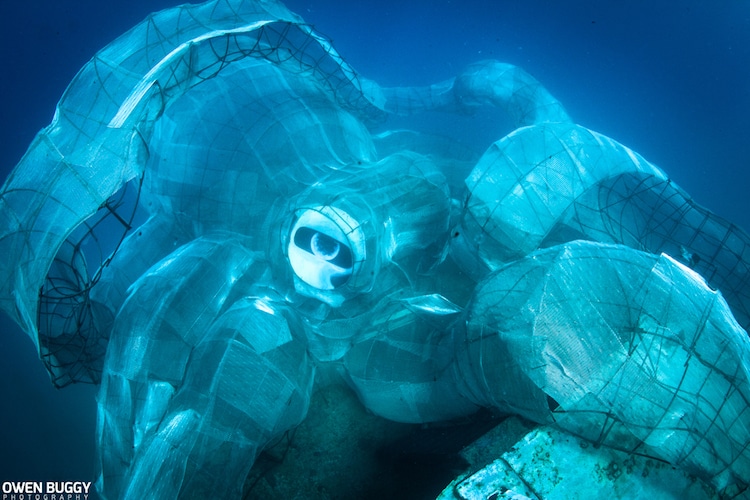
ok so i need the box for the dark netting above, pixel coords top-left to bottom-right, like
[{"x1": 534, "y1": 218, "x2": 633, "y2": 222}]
[
  {"x1": 550, "y1": 171, "x2": 750, "y2": 332},
  {"x1": 38, "y1": 176, "x2": 144, "y2": 387}
]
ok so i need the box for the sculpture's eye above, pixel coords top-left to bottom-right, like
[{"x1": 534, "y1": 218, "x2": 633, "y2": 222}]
[
  {"x1": 294, "y1": 227, "x2": 352, "y2": 269},
  {"x1": 288, "y1": 206, "x2": 364, "y2": 290}
]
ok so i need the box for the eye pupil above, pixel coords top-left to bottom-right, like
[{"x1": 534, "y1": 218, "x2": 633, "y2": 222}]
[
  {"x1": 294, "y1": 226, "x2": 353, "y2": 268},
  {"x1": 311, "y1": 232, "x2": 340, "y2": 260}
]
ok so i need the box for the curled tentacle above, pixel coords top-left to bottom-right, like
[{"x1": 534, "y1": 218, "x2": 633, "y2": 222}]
[
  {"x1": 379, "y1": 60, "x2": 571, "y2": 127},
  {"x1": 457, "y1": 240, "x2": 750, "y2": 494},
  {"x1": 453, "y1": 121, "x2": 750, "y2": 332}
]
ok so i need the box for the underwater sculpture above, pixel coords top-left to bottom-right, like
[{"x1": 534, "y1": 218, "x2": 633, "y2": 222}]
[{"x1": 1, "y1": 0, "x2": 749, "y2": 498}]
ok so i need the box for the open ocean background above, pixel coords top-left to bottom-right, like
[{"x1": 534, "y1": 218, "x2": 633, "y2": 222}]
[{"x1": 0, "y1": 0, "x2": 748, "y2": 497}]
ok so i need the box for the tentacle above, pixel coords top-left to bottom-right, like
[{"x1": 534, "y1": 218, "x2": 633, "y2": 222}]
[
  {"x1": 453, "y1": 121, "x2": 750, "y2": 332},
  {"x1": 379, "y1": 60, "x2": 571, "y2": 127},
  {"x1": 456, "y1": 240, "x2": 750, "y2": 494},
  {"x1": 95, "y1": 235, "x2": 312, "y2": 498},
  {"x1": 453, "y1": 123, "x2": 665, "y2": 272},
  {"x1": 96, "y1": 236, "x2": 258, "y2": 495},
  {"x1": 343, "y1": 293, "x2": 477, "y2": 424},
  {"x1": 114, "y1": 296, "x2": 313, "y2": 499}
]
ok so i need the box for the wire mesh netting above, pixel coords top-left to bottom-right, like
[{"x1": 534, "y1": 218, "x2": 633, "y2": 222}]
[
  {"x1": 37, "y1": 176, "x2": 144, "y2": 386},
  {"x1": 0, "y1": 0, "x2": 749, "y2": 497}
]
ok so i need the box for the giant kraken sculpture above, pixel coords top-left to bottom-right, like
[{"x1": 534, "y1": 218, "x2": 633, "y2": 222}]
[{"x1": 1, "y1": 0, "x2": 748, "y2": 497}]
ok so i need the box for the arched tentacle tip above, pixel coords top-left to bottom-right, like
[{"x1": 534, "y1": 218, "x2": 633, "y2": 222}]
[{"x1": 452, "y1": 60, "x2": 572, "y2": 125}]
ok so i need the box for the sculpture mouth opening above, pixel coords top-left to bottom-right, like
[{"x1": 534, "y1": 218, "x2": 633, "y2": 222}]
[{"x1": 287, "y1": 206, "x2": 365, "y2": 290}]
